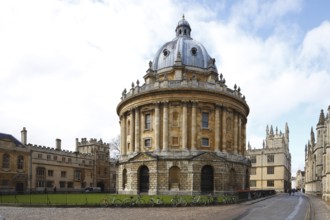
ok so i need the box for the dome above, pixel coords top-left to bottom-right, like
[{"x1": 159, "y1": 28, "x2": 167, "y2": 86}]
[{"x1": 151, "y1": 16, "x2": 218, "y2": 73}]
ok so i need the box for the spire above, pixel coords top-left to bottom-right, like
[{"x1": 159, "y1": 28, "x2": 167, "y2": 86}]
[
  {"x1": 270, "y1": 125, "x2": 274, "y2": 136},
  {"x1": 285, "y1": 122, "x2": 289, "y2": 142},
  {"x1": 317, "y1": 109, "x2": 325, "y2": 126},
  {"x1": 310, "y1": 127, "x2": 315, "y2": 145},
  {"x1": 266, "y1": 125, "x2": 269, "y2": 135},
  {"x1": 248, "y1": 141, "x2": 251, "y2": 150}
]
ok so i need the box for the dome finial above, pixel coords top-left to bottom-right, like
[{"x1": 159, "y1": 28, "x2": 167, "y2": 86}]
[{"x1": 182, "y1": 14, "x2": 185, "y2": 19}]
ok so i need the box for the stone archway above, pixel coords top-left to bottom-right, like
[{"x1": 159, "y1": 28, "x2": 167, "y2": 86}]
[
  {"x1": 201, "y1": 165, "x2": 214, "y2": 193},
  {"x1": 139, "y1": 165, "x2": 149, "y2": 193}
]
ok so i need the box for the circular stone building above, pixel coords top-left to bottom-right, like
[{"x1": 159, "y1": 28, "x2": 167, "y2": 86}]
[{"x1": 116, "y1": 16, "x2": 250, "y2": 195}]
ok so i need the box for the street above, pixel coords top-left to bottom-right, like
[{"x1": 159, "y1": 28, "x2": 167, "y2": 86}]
[{"x1": 237, "y1": 192, "x2": 309, "y2": 220}]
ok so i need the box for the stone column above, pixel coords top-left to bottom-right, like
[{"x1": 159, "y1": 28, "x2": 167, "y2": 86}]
[
  {"x1": 135, "y1": 107, "x2": 140, "y2": 153},
  {"x1": 191, "y1": 101, "x2": 197, "y2": 151},
  {"x1": 238, "y1": 115, "x2": 242, "y2": 154},
  {"x1": 163, "y1": 101, "x2": 169, "y2": 152},
  {"x1": 129, "y1": 110, "x2": 134, "y2": 154},
  {"x1": 234, "y1": 113, "x2": 238, "y2": 154},
  {"x1": 182, "y1": 101, "x2": 188, "y2": 151},
  {"x1": 121, "y1": 114, "x2": 127, "y2": 155},
  {"x1": 155, "y1": 102, "x2": 160, "y2": 152},
  {"x1": 215, "y1": 105, "x2": 220, "y2": 152},
  {"x1": 222, "y1": 108, "x2": 227, "y2": 153},
  {"x1": 242, "y1": 122, "x2": 246, "y2": 155}
]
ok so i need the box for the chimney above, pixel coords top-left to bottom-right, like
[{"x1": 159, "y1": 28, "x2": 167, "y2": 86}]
[
  {"x1": 75, "y1": 138, "x2": 79, "y2": 152},
  {"x1": 21, "y1": 127, "x2": 27, "y2": 145},
  {"x1": 56, "y1": 139, "x2": 61, "y2": 150}
]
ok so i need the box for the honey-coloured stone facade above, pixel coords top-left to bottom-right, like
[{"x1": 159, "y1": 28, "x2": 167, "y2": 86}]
[{"x1": 117, "y1": 16, "x2": 250, "y2": 195}]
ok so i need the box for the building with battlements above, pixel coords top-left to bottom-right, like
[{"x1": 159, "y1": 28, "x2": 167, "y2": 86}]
[
  {"x1": 305, "y1": 106, "x2": 330, "y2": 201},
  {"x1": 246, "y1": 123, "x2": 291, "y2": 192},
  {"x1": 116, "y1": 16, "x2": 250, "y2": 195},
  {"x1": 0, "y1": 127, "x2": 114, "y2": 193}
]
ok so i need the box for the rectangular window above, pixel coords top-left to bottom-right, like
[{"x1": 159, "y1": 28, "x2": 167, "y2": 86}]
[
  {"x1": 68, "y1": 158, "x2": 72, "y2": 163},
  {"x1": 67, "y1": 182, "x2": 73, "y2": 188},
  {"x1": 202, "y1": 112, "x2": 209, "y2": 128},
  {"x1": 62, "y1": 157, "x2": 66, "y2": 162},
  {"x1": 38, "y1": 154, "x2": 42, "y2": 159},
  {"x1": 48, "y1": 170, "x2": 54, "y2": 177},
  {"x1": 53, "y1": 156, "x2": 57, "y2": 161},
  {"x1": 201, "y1": 138, "x2": 209, "y2": 147},
  {"x1": 47, "y1": 155, "x2": 51, "y2": 160},
  {"x1": 2, "y1": 180, "x2": 9, "y2": 186},
  {"x1": 36, "y1": 181, "x2": 45, "y2": 187},
  {"x1": 36, "y1": 167, "x2": 46, "y2": 177},
  {"x1": 46, "y1": 181, "x2": 53, "y2": 188},
  {"x1": 74, "y1": 170, "x2": 81, "y2": 180},
  {"x1": 59, "y1": 181, "x2": 66, "y2": 188},
  {"x1": 250, "y1": 156, "x2": 256, "y2": 163},
  {"x1": 145, "y1": 113, "x2": 151, "y2": 130},
  {"x1": 250, "y1": 168, "x2": 256, "y2": 175},
  {"x1": 61, "y1": 171, "x2": 66, "y2": 178},
  {"x1": 172, "y1": 137, "x2": 179, "y2": 145},
  {"x1": 267, "y1": 166, "x2": 274, "y2": 174},
  {"x1": 144, "y1": 138, "x2": 151, "y2": 148},
  {"x1": 250, "y1": 180, "x2": 256, "y2": 187},
  {"x1": 267, "y1": 154, "x2": 274, "y2": 163},
  {"x1": 267, "y1": 180, "x2": 274, "y2": 187}
]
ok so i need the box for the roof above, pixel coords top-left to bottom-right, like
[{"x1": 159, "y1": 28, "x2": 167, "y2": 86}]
[{"x1": 0, "y1": 132, "x2": 23, "y2": 146}]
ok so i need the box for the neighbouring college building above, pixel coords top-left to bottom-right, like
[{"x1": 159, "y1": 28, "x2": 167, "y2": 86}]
[
  {"x1": 305, "y1": 106, "x2": 330, "y2": 201},
  {"x1": 246, "y1": 123, "x2": 292, "y2": 192},
  {"x1": 116, "y1": 16, "x2": 250, "y2": 195},
  {"x1": 0, "y1": 127, "x2": 115, "y2": 193}
]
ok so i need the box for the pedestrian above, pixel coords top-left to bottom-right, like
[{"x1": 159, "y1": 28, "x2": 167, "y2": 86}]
[
  {"x1": 53, "y1": 186, "x2": 56, "y2": 193},
  {"x1": 288, "y1": 188, "x2": 291, "y2": 196}
]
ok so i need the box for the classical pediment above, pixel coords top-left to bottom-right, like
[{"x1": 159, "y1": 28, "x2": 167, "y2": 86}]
[
  {"x1": 128, "y1": 152, "x2": 157, "y2": 162},
  {"x1": 191, "y1": 152, "x2": 225, "y2": 161}
]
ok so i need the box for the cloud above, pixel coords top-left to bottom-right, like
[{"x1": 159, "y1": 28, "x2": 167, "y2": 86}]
[{"x1": 0, "y1": 0, "x2": 329, "y2": 175}]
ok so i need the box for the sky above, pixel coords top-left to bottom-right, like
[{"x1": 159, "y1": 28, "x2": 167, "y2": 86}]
[{"x1": 1, "y1": 0, "x2": 330, "y2": 176}]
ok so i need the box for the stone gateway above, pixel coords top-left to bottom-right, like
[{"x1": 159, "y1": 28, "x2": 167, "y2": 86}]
[{"x1": 116, "y1": 16, "x2": 250, "y2": 195}]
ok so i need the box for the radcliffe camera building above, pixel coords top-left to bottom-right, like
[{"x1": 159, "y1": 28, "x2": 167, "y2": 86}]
[
  {"x1": 246, "y1": 123, "x2": 292, "y2": 192},
  {"x1": 305, "y1": 106, "x2": 330, "y2": 201},
  {"x1": 116, "y1": 16, "x2": 250, "y2": 195}
]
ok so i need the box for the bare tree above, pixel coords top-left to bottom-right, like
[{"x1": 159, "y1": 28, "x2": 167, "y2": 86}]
[{"x1": 109, "y1": 135, "x2": 120, "y2": 160}]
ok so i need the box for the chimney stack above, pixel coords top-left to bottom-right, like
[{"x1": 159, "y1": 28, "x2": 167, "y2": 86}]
[
  {"x1": 56, "y1": 139, "x2": 61, "y2": 150},
  {"x1": 21, "y1": 127, "x2": 27, "y2": 145}
]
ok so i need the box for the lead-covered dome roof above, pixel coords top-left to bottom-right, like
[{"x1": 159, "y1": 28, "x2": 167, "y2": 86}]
[{"x1": 152, "y1": 16, "x2": 218, "y2": 72}]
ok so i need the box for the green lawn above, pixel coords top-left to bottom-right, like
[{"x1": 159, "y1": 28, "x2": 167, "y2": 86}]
[{"x1": 0, "y1": 193, "x2": 228, "y2": 206}]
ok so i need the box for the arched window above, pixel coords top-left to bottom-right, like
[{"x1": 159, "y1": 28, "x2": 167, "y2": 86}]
[
  {"x1": 229, "y1": 168, "x2": 237, "y2": 191},
  {"x1": 17, "y1": 155, "x2": 24, "y2": 170},
  {"x1": 2, "y1": 154, "x2": 10, "y2": 168},
  {"x1": 139, "y1": 165, "x2": 149, "y2": 193},
  {"x1": 127, "y1": 120, "x2": 130, "y2": 135},
  {"x1": 122, "y1": 169, "x2": 127, "y2": 190},
  {"x1": 169, "y1": 166, "x2": 180, "y2": 190},
  {"x1": 201, "y1": 165, "x2": 214, "y2": 193}
]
